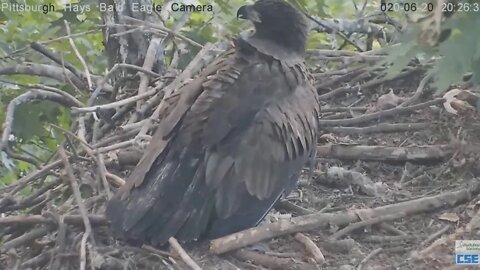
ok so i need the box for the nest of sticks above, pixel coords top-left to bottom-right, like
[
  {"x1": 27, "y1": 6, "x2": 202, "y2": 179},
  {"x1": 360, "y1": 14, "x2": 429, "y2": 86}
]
[{"x1": 1, "y1": 22, "x2": 480, "y2": 270}]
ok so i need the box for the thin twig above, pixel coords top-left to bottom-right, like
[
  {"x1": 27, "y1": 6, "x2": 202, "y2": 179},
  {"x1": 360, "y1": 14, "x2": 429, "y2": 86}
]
[
  {"x1": 80, "y1": 231, "x2": 89, "y2": 270},
  {"x1": 58, "y1": 147, "x2": 94, "y2": 270},
  {"x1": 137, "y1": 38, "x2": 162, "y2": 110},
  {"x1": 232, "y1": 249, "x2": 314, "y2": 270},
  {"x1": 400, "y1": 73, "x2": 433, "y2": 107},
  {"x1": 323, "y1": 122, "x2": 430, "y2": 134},
  {"x1": 64, "y1": 20, "x2": 92, "y2": 89},
  {"x1": 317, "y1": 99, "x2": 444, "y2": 126},
  {"x1": 318, "y1": 68, "x2": 418, "y2": 100},
  {"x1": 105, "y1": 172, "x2": 126, "y2": 187},
  {"x1": 72, "y1": 89, "x2": 157, "y2": 113},
  {"x1": 30, "y1": 42, "x2": 84, "y2": 80},
  {"x1": 1, "y1": 226, "x2": 51, "y2": 251},
  {"x1": 294, "y1": 233, "x2": 325, "y2": 264},
  {"x1": 168, "y1": 237, "x2": 202, "y2": 270},
  {"x1": 330, "y1": 212, "x2": 407, "y2": 240},
  {"x1": 357, "y1": 248, "x2": 383, "y2": 270},
  {"x1": 0, "y1": 214, "x2": 107, "y2": 226},
  {"x1": 96, "y1": 153, "x2": 112, "y2": 198},
  {"x1": 420, "y1": 225, "x2": 450, "y2": 247},
  {"x1": 97, "y1": 139, "x2": 135, "y2": 153}
]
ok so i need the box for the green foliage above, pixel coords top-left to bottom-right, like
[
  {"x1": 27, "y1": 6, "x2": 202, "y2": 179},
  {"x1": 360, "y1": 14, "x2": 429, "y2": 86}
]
[
  {"x1": 433, "y1": 13, "x2": 480, "y2": 91},
  {"x1": 12, "y1": 101, "x2": 63, "y2": 141},
  {"x1": 383, "y1": 12, "x2": 480, "y2": 92},
  {"x1": 382, "y1": 29, "x2": 421, "y2": 79},
  {"x1": 0, "y1": 0, "x2": 102, "y2": 185}
]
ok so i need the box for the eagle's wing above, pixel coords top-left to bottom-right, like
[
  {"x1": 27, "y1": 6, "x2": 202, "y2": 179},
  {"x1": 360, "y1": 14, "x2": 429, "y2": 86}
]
[
  {"x1": 106, "y1": 41, "x2": 319, "y2": 245},
  {"x1": 115, "y1": 50, "x2": 238, "y2": 196}
]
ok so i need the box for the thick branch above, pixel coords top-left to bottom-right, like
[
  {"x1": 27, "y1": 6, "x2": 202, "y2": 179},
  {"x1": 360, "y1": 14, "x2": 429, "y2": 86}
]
[
  {"x1": 0, "y1": 64, "x2": 113, "y2": 93},
  {"x1": 0, "y1": 214, "x2": 107, "y2": 226},
  {"x1": 316, "y1": 144, "x2": 456, "y2": 163},
  {"x1": 0, "y1": 63, "x2": 87, "y2": 89},
  {"x1": 323, "y1": 122, "x2": 429, "y2": 134},
  {"x1": 0, "y1": 90, "x2": 83, "y2": 151},
  {"x1": 210, "y1": 182, "x2": 480, "y2": 254},
  {"x1": 317, "y1": 99, "x2": 444, "y2": 126},
  {"x1": 30, "y1": 42, "x2": 85, "y2": 80}
]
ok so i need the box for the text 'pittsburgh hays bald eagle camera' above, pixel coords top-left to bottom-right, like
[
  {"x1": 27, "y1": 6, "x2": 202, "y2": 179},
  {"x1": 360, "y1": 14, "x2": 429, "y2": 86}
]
[{"x1": 106, "y1": 0, "x2": 319, "y2": 246}]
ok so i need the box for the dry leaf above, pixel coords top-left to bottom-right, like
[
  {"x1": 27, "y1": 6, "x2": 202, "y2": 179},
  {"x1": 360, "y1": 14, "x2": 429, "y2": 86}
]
[
  {"x1": 438, "y1": 212, "x2": 460, "y2": 223},
  {"x1": 376, "y1": 90, "x2": 405, "y2": 111},
  {"x1": 443, "y1": 88, "x2": 478, "y2": 115}
]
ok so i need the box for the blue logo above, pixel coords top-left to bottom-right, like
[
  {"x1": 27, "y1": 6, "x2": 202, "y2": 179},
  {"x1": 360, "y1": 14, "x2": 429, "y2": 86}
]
[{"x1": 456, "y1": 254, "x2": 480, "y2": 265}]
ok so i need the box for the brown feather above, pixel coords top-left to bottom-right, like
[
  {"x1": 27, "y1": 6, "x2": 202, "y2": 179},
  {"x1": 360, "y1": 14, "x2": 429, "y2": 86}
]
[{"x1": 106, "y1": 0, "x2": 319, "y2": 245}]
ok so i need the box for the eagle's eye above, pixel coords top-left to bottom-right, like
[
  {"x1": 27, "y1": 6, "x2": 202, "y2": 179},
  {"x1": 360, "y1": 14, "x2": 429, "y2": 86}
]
[{"x1": 236, "y1": 5, "x2": 262, "y2": 23}]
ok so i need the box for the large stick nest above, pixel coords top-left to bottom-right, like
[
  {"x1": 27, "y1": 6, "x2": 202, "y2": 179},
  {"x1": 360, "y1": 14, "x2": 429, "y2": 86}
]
[{"x1": 1, "y1": 13, "x2": 480, "y2": 270}]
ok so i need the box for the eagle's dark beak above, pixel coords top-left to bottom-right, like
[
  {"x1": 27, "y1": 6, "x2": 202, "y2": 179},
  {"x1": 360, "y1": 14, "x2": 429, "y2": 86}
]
[{"x1": 237, "y1": 5, "x2": 262, "y2": 23}]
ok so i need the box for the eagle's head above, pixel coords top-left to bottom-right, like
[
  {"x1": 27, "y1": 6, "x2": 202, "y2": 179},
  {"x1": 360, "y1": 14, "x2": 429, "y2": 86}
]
[{"x1": 237, "y1": 0, "x2": 309, "y2": 54}]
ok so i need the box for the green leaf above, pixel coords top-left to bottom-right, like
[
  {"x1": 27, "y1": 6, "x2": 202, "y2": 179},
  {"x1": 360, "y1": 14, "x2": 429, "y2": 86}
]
[
  {"x1": 12, "y1": 101, "x2": 62, "y2": 141},
  {"x1": 0, "y1": 169, "x2": 17, "y2": 186},
  {"x1": 433, "y1": 13, "x2": 480, "y2": 92},
  {"x1": 382, "y1": 41, "x2": 418, "y2": 79}
]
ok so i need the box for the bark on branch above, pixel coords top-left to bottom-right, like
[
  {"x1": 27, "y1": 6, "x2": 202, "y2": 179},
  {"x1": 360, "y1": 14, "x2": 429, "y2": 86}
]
[
  {"x1": 210, "y1": 182, "x2": 480, "y2": 254},
  {"x1": 316, "y1": 144, "x2": 458, "y2": 164}
]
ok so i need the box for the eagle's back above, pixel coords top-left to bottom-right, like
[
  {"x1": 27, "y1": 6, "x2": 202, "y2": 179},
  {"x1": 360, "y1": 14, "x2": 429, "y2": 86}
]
[{"x1": 106, "y1": 37, "x2": 319, "y2": 245}]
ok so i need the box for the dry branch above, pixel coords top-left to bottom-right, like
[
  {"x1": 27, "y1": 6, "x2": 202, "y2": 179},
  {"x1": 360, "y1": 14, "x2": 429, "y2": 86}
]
[
  {"x1": 232, "y1": 249, "x2": 316, "y2": 270},
  {"x1": 294, "y1": 233, "x2": 325, "y2": 264},
  {"x1": 137, "y1": 37, "x2": 162, "y2": 109},
  {"x1": 323, "y1": 122, "x2": 429, "y2": 134},
  {"x1": 317, "y1": 98, "x2": 443, "y2": 126},
  {"x1": 0, "y1": 64, "x2": 88, "y2": 90},
  {"x1": 64, "y1": 20, "x2": 92, "y2": 89},
  {"x1": 0, "y1": 160, "x2": 62, "y2": 194},
  {"x1": 72, "y1": 89, "x2": 157, "y2": 113},
  {"x1": 420, "y1": 225, "x2": 450, "y2": 248},
  {"x1": 356, "y1": 248, "x2": 383, "y2": 270},
  {"x1": 320, "y1": 106, "x2": 368, "y2": 113},
  {"x1": 317, "y1": 68, "x2": 418, "y2": 100},
  {"x1": 168, "y1": 237, "x2": 202, "y2": 270},
  {"x1": 58, "y1": 147, "x2": 95, "y2": 242},
  {"x1": 209, "y1": 182, "x2": 480, "y2": 254},
  {"x1": 1, "y1": 226, "x2": 51, "y2": 251},
  {"x1": 0, "y1": 214, "x2": 107, "y2": 226},
  {"x1": 0, "y1": 90, "x2": 83, "y2": 151},
  {"x1": 330, "y1": 212, "x2": 407, "y2": 240},
  {"x1": 400, "y1": 73, "x2": 433, "y2": 107},
  {"x1": 30, "y1": 42, "x2": 85, "y2": 80},
  {"x1": 316, "y1": 144, "x2": 456, "y2": 163}
]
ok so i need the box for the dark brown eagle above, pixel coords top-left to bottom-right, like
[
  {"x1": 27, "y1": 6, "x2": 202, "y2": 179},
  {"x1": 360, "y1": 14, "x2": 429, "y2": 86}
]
[{"x1": 106, "y1": 0, "x2": 319, "y2": 246}]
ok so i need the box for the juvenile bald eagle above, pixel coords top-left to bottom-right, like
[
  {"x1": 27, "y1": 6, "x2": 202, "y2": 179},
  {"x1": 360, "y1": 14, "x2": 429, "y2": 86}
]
[{"x1": 106, "y1": 0, "x2": 319, "y2": 246}]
